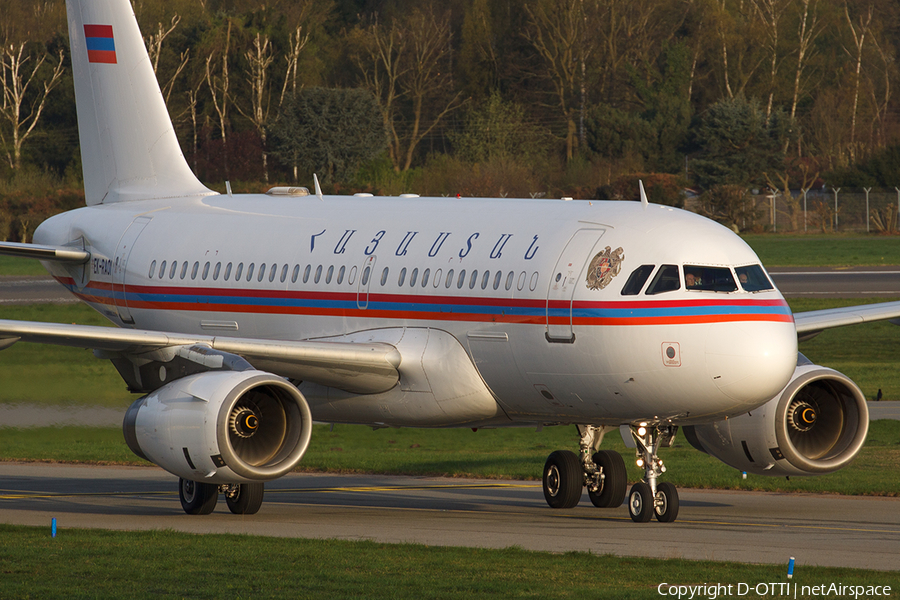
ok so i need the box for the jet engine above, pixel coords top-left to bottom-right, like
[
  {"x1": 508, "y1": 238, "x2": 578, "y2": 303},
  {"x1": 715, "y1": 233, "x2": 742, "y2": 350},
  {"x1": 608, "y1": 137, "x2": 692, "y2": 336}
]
[
  {"x1": 683, "y1": 355, "x2": 868, "y2": 477},
  {"x1": 123, "y1": 370, "x2": 313, "y2": 483}
]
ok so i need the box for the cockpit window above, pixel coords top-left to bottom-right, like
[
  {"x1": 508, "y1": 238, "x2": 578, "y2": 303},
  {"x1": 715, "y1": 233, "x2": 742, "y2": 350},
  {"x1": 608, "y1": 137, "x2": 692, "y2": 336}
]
[
  {"x1": 621, "y1": 265, "x2": 655, "y2": 296},
  {"x1": 683, "y1": 266, "x2": 737, "y2": 292},
  {"x1": 735, "y1": 264, "x2": 774, "y2": 292},
  {"x1": 645, "y1": 265, "x2": 680, "y2": 295}
]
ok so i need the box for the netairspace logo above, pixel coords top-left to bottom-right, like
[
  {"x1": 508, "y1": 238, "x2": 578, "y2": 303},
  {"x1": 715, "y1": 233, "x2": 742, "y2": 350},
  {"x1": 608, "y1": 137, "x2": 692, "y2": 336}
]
[{"x1": 658, "y1": 582, "x2": 893, "y2": 599}]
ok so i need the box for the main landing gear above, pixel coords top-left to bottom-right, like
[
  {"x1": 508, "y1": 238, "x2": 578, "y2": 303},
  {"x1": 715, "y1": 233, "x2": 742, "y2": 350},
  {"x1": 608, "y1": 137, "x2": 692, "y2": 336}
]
[
  {"x1": 178, "y1": 478, "x2": 266, "y2": 515},
  {"x1": 627, "y1": 423, "x2": 679, "y2": 523},
  {"x1": 540, "y1": 423, "x2": 680, "y2": 523},
  {"x1": 542, "y1": 425, "x2": 627, "y2": 510}
]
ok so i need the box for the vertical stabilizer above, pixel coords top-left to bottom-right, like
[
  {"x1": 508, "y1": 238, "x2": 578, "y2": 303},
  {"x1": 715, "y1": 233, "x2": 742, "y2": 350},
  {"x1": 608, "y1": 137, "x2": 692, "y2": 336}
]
[{"x1": 66, "y1": 0, "x2": 213, "y2": 205}]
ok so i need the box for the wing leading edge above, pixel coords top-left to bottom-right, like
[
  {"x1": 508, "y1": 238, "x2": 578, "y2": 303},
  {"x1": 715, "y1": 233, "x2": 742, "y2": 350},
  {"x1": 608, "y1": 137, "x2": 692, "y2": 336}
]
[
  {"x1": 0, "y1": 241, "x2": 90, "y2": 263},
  {"x1": 793, "y1": 300, "x2": 900, "y2": 342},
  {"x1": 0, "y1": 319, "x2": 400, "y2": 394}
]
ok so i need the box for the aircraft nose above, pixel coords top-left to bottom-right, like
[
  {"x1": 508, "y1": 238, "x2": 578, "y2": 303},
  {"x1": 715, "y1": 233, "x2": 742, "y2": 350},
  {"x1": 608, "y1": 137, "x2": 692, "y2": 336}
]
[{"x1": 705, "y1": 321, "x2": 798, "y2": 407}]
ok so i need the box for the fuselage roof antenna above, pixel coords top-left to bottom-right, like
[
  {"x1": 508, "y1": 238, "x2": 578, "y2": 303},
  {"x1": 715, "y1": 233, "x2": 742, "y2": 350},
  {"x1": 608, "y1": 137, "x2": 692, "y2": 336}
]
[
  {"x1": 313, "y1": 174, "x2": 324, "y2": 202},
  {"x1": 639, "y1": 180, "x2": 648, "y2": 210}
]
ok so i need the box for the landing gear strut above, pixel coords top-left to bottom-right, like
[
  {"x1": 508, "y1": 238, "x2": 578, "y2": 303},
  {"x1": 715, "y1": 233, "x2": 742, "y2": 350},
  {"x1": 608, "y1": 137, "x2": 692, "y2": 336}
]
[
  {"x1": 178, "y1": 479, "x2": 266, "y2": 515},
  {"x1": 628, "y1": 423, "x2": 679, "y2": 523},
  {"x1": 541, "y1": 425, "x2": 627, "y2": 510}
]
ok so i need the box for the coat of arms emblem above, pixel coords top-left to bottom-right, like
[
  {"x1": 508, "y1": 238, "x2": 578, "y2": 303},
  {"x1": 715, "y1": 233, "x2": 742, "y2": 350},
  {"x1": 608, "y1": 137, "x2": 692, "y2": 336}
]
[{"x1": 585, "y1": 246, "x2": 624, "y2": 290}]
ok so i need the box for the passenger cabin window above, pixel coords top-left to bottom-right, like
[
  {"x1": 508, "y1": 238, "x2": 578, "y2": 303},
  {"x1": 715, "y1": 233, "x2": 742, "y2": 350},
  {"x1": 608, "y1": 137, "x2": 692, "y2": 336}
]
[
  {"x1": 735, "y1": 264, "x2": 774, "y2": 292},
  {"x1": 644, "y1": 265, "x2": 680, "y2": 295},
  {"x1": 684, "y1": 265, "x2": 738, "y2": 292},
  {"x1": 621, "y1": 265, "x2": 655, "y2": 296}
]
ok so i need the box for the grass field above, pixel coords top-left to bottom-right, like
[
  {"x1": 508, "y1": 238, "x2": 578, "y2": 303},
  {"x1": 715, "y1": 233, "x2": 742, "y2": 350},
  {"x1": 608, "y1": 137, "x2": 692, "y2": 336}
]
[
  {"x1": 1, "y1": 525, "x2": 896, "y2": 599},
  {"x1": 0, "y1": 254, "x2": 45, "y2": 276},
  {"x1": 741, "y1": 233, "x2": 900, "y2": 266}
]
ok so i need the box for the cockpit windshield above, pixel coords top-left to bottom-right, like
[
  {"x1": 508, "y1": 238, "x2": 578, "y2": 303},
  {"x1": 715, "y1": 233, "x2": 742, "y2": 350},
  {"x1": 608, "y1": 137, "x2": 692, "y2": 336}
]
[
  {"x1": 735, "y1": 264, "x2": 774, "y2": 292},
  {"x1": 644, "y1": 265, "x2": 680, "y2": 295},
  {"x1": 683, "y1": 266, "x2": 737, "y2": 292}
]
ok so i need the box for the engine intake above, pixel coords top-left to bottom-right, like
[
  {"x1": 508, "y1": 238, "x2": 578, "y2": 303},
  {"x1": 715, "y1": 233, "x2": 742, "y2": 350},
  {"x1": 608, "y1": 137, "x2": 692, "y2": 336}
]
[
  {"x1": 684, "y1": 355, "x2": 868, "y2": 477},
  {"x1": 124, "y1": 370, "x2": 312, "y2": 483}
]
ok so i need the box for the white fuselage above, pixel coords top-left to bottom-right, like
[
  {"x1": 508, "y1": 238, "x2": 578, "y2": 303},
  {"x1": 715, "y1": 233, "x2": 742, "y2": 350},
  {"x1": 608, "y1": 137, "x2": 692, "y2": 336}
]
[{"x1": 35, "y1": 193, "x2": 798, "y2": 427}]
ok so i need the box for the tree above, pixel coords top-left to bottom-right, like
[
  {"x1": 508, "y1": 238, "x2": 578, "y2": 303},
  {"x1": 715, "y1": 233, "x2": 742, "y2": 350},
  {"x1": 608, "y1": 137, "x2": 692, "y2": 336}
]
[
  {"x1": 269, "y1": 87, "x2": 387, "y2": 184},
  {"x1": 204, "y1": 19, "x2": 233, "y2": 178},
  {"x1": 451, "y1": 92, "x2": 551, "y2": 166},
  {"x1": 842, "y1": 1, "x2": 874, "y2": 162},
  {"x1": 144, "y1": 15, "x2": 189, "y2": 107},
  {"x1": 522, "y1": 0, "x2": 587, "y2": 160},
  {"x1": 236, "y1": 32, "x2": 274, "y2": 183},
  {"x1": 697, "y1": 184, "x2": 761, "y2": 231},
  {"x1": 0, "y1": 43, "x2": 65, "y2": 170},
  {"x1": 690, "y1": 96, "x2": 793, "y2": 189},
  {"x1": 354, "y1": 7, "x2": 463, "y2": 172}
]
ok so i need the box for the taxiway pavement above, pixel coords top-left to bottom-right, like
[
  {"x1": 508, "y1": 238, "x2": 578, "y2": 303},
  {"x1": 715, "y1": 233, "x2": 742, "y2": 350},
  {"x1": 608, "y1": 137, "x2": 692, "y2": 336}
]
[{"x1": 0, "y1": 463, "x2": 898, "y2": 571}]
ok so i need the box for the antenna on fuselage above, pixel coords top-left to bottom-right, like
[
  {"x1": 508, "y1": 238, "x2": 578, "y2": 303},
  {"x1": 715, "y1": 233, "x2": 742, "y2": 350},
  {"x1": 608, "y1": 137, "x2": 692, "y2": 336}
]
[
  {"x1": 313, "y1": 174, "x2": 324, "y2": 202},
  {"x1": 639, "y1": 180, "x2": 648, "y2": 210}
]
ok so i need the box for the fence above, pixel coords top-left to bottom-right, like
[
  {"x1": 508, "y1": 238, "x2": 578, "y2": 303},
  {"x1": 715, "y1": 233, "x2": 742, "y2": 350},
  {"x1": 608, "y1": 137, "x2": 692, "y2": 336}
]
[{"x1": 688, "y1": 188, "x2": 900, "y2": 234}]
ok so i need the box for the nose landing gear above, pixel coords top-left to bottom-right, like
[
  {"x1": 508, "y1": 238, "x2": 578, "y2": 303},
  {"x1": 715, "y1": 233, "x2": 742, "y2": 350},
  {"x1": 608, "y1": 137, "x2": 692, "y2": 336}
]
[{"x1": 628, "y1": 423, "x2": 679, "y2": 523}]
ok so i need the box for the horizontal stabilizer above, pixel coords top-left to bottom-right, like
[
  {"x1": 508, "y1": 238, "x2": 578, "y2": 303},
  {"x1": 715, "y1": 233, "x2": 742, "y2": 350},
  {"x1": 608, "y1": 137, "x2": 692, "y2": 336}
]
[
  {"x1": 0, "y1": 241, "x2": 90, "y2": 264},
  {"x1": 0, "y1": 319, "x2": 401, "y2": 394}
]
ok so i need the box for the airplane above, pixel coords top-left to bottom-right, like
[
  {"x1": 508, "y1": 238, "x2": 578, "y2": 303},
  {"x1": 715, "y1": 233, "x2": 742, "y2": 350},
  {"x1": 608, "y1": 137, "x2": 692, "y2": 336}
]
[{"x1": 2, "y1": 0, "x2": 899, "y2": 523}]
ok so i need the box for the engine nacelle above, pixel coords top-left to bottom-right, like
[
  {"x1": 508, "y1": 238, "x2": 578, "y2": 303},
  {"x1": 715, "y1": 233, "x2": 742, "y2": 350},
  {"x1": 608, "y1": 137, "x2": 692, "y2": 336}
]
[
  {"x1": 123, "y1": 370, "x2": 313, "y2": 483},
  {"x1": 683, "y1": 356, "x2": 868, "y2": 477}
]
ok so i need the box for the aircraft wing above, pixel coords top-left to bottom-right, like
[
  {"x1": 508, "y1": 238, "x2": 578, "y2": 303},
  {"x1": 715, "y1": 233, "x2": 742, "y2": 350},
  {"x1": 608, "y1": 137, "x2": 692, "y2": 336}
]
[
  {"x1": 0, "y1": 319, "x2": 400, "y2": 394},
  {"x1": 793, "y1": 300, "x2": 900, "y2": 341}
]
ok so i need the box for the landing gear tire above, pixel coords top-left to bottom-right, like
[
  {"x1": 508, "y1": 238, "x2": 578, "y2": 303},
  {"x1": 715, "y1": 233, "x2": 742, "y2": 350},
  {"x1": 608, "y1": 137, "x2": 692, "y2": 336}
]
[
  {"x1": 179, "y1": 478, "x2": 218, "y2": 515},
  {"x1": 628, "y1": 482, "x2": 653, "y2": 523},
  {"x1": 588, "y1": 450, "x2": 627, "y2": 508},
  {"x1": 225, "y1": 483, "x2": 265, "y2": 515},
  {"x1": 654, "y1": 481, "x2": 679, "y2": 523},
  {"x1": 542, "y1": 450, "x2": 582, "y2": 508}
]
